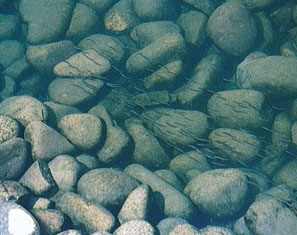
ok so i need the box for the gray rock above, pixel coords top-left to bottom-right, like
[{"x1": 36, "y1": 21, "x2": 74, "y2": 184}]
[
  {"x1": 238, "y1": 0, "x2": 275, "y2": 9},
  {"x1": 169, "y1": 151, "x2": 211, "y2": 184},
  {"x1": 79, "y1": 0, "x2": 115, "y2": 13},
  {"x1": 180, "y1": 0, "x2": 216, "y2": 15},
  {"x1": 75, "y1": 154, "x2": 99, "y2": 170},
  {"x1": 132, "y1": 0, "x2": 178, "y2": 21},
  {"x1": 245, "y1": 191, "x2": 297, "y2": 235},
  {"x1": 154, "y1": 169, "x2": 184, "y2": 191},
  {"x1": 32, "y1": 209, "x2": 65, "y2": 235},
  {"x1": 209, "y1": 128, "x2": 261, "y2": 167},
  {"x1": 0, "y1": 115, "x2": 19, "y2": 144},
  {"x1": 273, "y1": 159, "x2": 297, "y2": 190},
  {"x1": 2, "y1": 56, "x2": 31, "y2": 82},
  {"x1": 57, "y1": 192, "x2": 115, "y2": 233},
  {"x1": 124, "y1": 164, "x2": 195, "y2": 221},
  {"x1": 143, "y1": 60, "x2": 183, "y2": 91},
  {"x1": 124, "y1": 118, "x2": 169, "y2": 170},
  {"x1": 77, "y1": 168, "x2": 139, "y2": 209},
  {"x1": 140, "y1": 108, "x2": 209, "y2": 147},
  {"x1": 26, "y1": 40, "x2": 77, "y2": 76},
  {"x1": 233, "y1": 216, "x2": 253, "y2": 235},
  {"x1": 174, "y1": 54, "x2": 223, "y2": 108},
  {"x1": 0, "y1": 138, "x2": 28, "y2": 180},
  {"x1": 236, "y1": 56, "x2": 297, "y2": 96},
  {"x1": 48, "y1": 155, "x2": 81, "y2": 192},
  {"x1": 0, "y1": 180, "x2": 29, "y2": 204},
  {"x1": 104, "y1": 0, "x2": 141, "y2": 34},
  {"x1": 169, "y1": 224, "x2": 200, "y2": 235},
  {"x1": 118, "y1": 184, "x2": 152, "y2": 224},
  {"x1": 126, "y1": 33, "x2": 186, "y2": 74},
  {"x1": 157, "y1": 217, "x2": 189, "y2": 235},
  {"x1": 78, "y1": 34, "x2": 125, "y2": 63},
  {"x1": 53, "y1": 49, "x2": 111, "y2": 78},
  {"x1": 0, "y1": 201, "x2": 40, "y2": 235},
  {"x1": 0, "y1": 40, "x2": 25, "y2": 68},
  {"x1": 66, "y1": 3, "x2": 100, "y2": 42},
  {"x1": 0, "y1": 75, "x2": 16, "y2": 100},
  {"x1": 19, "y1": 160, "x2": 58, "y2": 196},
  {"x1": 199, "y1": 226, "x2": 235, "y2": 235},
  {"x1": 206, "y1": 1, "x2": 257, "y2": 56},
  {"x1": 207, "y1": 89, "x2": 269, "y2": 130},
  {"x1": 184, "y1": 168, "x2": 248, "y2": 221},
  {"x1": 0, "y1": 95, "x2": 47, "y2": 127},
  {"x1": 130, "y1": 21, "x2": 182, "y2": 48},
  {"x1": 19, "y1": 0, "x2": 75, "y2": 44},
  {"x1": 113, "y1": 220, "x2": 155, "y2": 235},
  {"x1": 176, "y1": 11, "x2": 207, "y2": 48},
  {"x1": 58, "y1": 113, "x2": 103, "y2": 151},
  {"x1": 48, "y1": 78, "x2": 104, "y2": 106},
  {"x1": 0, "y1": 14, "x2": 20, "y2": 41},
  {"x1": 88, "y1": 105, "x2": 130, "y2": 164},
  {"x1": 91, "y1": 232, "x2": 112, "y2": 235},
  {"x1": 24, "y1": 121, "x2": 76, "y2": 161}
]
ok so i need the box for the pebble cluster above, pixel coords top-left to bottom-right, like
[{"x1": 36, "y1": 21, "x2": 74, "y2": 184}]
[{"x1": 1, "y1": 0, "x2": 297, "y2": 234}]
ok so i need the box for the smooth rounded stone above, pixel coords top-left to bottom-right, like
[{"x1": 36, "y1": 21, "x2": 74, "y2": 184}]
[
  {"x1": 0, "y1": 115, "x2": 19, "y2": 144},
  {"x1": 0, "y1": 138, "x2": 28, "y2": 180},
  {"x1": 0, "y1": 75, "x2": 16, "y2": 100},
  {"x1": 0, "y1": 201, "x2": 40, "y2": 235},
  {"x1": 54, "y1": 49, "x2": 111, "y2": 78},
  {"x1": 254, "y1": 11, "x2": 275, "y2": 54},
  {"x1": 0, "y1": 40, "x2": 25, "y2": 68},
  {"x1": 154, "y1": 169, "x2": 184, "y2": 191},
  {"x1": 2, "y1": 56, "x2": 31, "y2": 82},
  {"x1": 32, "y1": 198, "x2": 54, "y2": 210},
  {"x1": 169, "y1": 224, "x2": 200, "y2": 235},
  {"x1": 140, "y1": 108, "x2": 209, "y2": 147},
  {"x1": 184, "y1": 168, "x2": 248, "y2": 221},
  {"x1": 199, "y1": 226, "x2": 235, "y2": 235},
  {"x1": 271, "y1": 112, "x2": 292, "y2": 154},
  {"x1": 209, "y1": 128, "x2": 261, "y2": 167},
  {"x1": 48, "y1": 78, "x2": 104, "y2": 106},
  {"x1": 157, "y1": 217, "x2": 189, "y2": 235},
  {"x1": 233, "y1": 216, "x2": 253, "y2": 235},
  {"x1": 143, "y1": 60, "x2": 183, "y2": 91},
  {"x1": 132, "y1": 0, "x2": 178, "y2": 21},
  {"x1": 32, "y1": 209, "x2": 65, "y2": 235},
  {"x1": 181, "y1": 0, "x2": 216, "y2": 15},
  {"x1": 0, "y1": 14, "x2": 20, "y2": 41},
  {"x1": 66, "y1": 3, "x2": 100, "y2": 42},
  {"x1": 126, "y1": 33, "x2": 186, "y2": 74},
  {"x1": 118, "y1": 184, "x2": 152, "y2": 224},
  {"x1": 19, "y1": 160, "x2": 58, "y2": 196},
  {"x1": 236, "y1": 56, "x2": 297, "y2": 96},
  {"x1": 174, "y1": 54, "x2": 223, "y2": 108},
  {"x1": 57, "y1": 230, "x2": 82, "y2": 235},
  {"x1": 169, "y1": 151, "x2": 211, "y2": 184},
  {"x1": 78, "y1": 34, "x2": 125, "y2": 63},
  {"x1": 113, "y1": 220, "x2": 155, "y2": 235},
  {"x1": 280, "y1": 40, "x2": 297, "y2": 57},
  {"x1": 76, "y1": 154, "x2": 99, "y2": 170},
  {"x1": 238, "y1": 0, "x2": 275, "y2": 9},
  {"x1": 58, "y1": 113, "x2": 102, "y2": 151},
  {"x1": 176, "y1": 11, "x2": 207, "y2": 48},
  {"x1": 273, "y1": 159, "x2": 297, "y2": 190},
  {"x1": 19, "y1": 0, "x2": 75, "y2": 44},
  {"x1": 130, "y1": 21, "x2": 182, "y2": 48},
  {"x1": 57, "y1": 192, "x2": 115, "y2": 234},
  {"x1": 26, "y1": 40, "x2": 77, "y2": 76},
  {"x1": 77, "y1": 168, "x2": 139, "y2": 209},
  {"x1": 291, "y1": 121, "x2": 297, "y2": 146},
  {"x1": 124, "y1": 164, "x2": 195, "y2": 220},
  {"x1": 79, "y1": 0, "x2": 115, "y2": 13},
  {"x1": 48, "y1": 155, "x2": 81, "y2": 192},
  {"x1": 207, "y1": 89, "x2": 269, "y2": 130},
  {"x1": 24, "y1": 121, "x2": 76, "y2": 161},
  {"x1": 131, "y1": 91, "x2": 177, "y2": 108},
  {"x1": 206, "y1": 1, "x2": 257, "y2": 57},
  {"x1": 44, "y1": 101, "x2": 81, "y2": 128},
  {"x1": 104, "y1": 0, "x2": 141, "y2": 34},
  {"x1": 124, "y1": 118, "x2": 169, "y2": 169},
  {"x1": 244, "y1": 193, "x2": 297, "y2": 235},
  {"x1": 88, "y1": 105, "x2": 130, "y2": 164},
  {"x1": 0, "y1": 180, "x2": 29, "y2": 204}
]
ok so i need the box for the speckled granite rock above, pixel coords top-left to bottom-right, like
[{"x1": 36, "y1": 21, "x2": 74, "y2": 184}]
[
  {"x1": 113, "y1": 220, "x2": 155, "y2": 235},
  {"x1": 0, "y1": 115, "x2": 19, "y2": 144}
]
